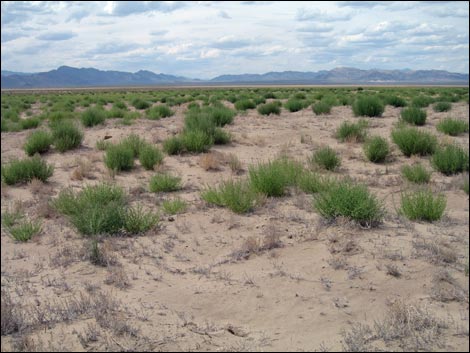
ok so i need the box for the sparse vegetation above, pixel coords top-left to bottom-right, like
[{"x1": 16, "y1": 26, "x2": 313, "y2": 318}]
[
  {"x1": 311, "y1": 147, "x2": 341, "y2": 170},
  {"x1": 314, "y1": 180, "x2": 384, "y2": 227},
  {"x1": 257, "y1": 102, "x2": 281, "y2": 115},
  {"x1": 436, "y1": 118, "x2": 469, "y2": 136},
  {"x1": 146, "y1": 105, "x2": 173, "y2": 119},
  {"x1": 138, "y1": 144, "x2": 163, "y2": 170},
  {"x1": 353, "y1": 96, "x2": 384, "y2": 117},
  {"x1": 8, "y1": 219, "x2": 41, "y2": 242},
  {"x1": 23, "y1": 130, "x2": 52, "y2": 156},
  {"x1": 81, "y1": 107, "x2": 106, "y2": 127},
  {"x1": 162, "y1": 198, "x2": 187, "y2": 215},
  {"x1": 400, "y1": 189, "x2": 446, "y2": 222},
  {"x1": 432, "y1": 144, "x2": 469, "y2": 175},
  {"x1": 202, "y1": 179, "x2": 260, "y2": 213},
  {"x1": 400, "y1": 107, "x2": 427, "y2": 126},
  {"x1": 51, "y1": 120, "x2": 83, "y2": 152},
  {"x1": 336, "y1": 120, "x2": 368, "y2": 142},
  {"x1": 401, "y1": 164, "x2": 431, "y2": 184},
  {"x1": 149, "y1": 173, "x2": 182, "y2": 192},
  {"x1": 2, "y1": 156, "x2": 54, "y2": 185},
  {"x1": 433, "y1": 101, "x2": 451, "y2": 112},
  {"x1": 363, "y1": 136, "x2": 390, "y2": 163},
  {"x1": 391, "y1": 127, "x2": 437, "y2": 157},
  {"x1": 104, "y1": 143, "x2": 135, "y2": 172}
]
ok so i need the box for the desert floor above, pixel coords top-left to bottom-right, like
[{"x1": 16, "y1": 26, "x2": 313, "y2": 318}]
[{"x1": 1, "y1": 99, "x2": 469, "y2": 351}]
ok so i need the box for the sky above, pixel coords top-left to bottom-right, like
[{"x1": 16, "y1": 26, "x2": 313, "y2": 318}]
[{"x1": 1, "y1": 1, "x2": 469, "y2": 78}]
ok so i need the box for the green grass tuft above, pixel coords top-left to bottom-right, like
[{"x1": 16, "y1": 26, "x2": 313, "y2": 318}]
[
  {"x1": 336, "y1": 120, "x2": 368, "y2": 142},
  {"x1": 51, "y1": 120, "x2": 83, "y2": 152},
  {"x1": 24, "y1": 130, "x2": 52, "y2": 156},
  {"x1": 138, "y1": 144, "x2": 164, "y2": 170},
  {"x1": 81, "y1": 107, "x2": 106, "y2": 127},
  {"x1": 353, "y1": 96, "x2": 384, "y2": 117},
  {"x1": 8, "y1": 219, "x2": 41, "y2": 242},
  {"x1": 201, "y1": 180, "x2": 260, "y2": 214},
  {"x1": 311, "y1": 147, "x2": 341, "y2": 170},
  {"x1": 312, "y1": 101, "x2": 332, "y2": 115},
  {"x1": 391, "y1": 127, "x2": 437, "y2": 157},
  {"x1": 432, "y1": 144, "x2": 469, "y2": 175},
  {"x1": 123, "y1": 204, "x2": 159, "y2": 234},
  {"x1": 436, "y1": 118, "x2": 469, "y2": 136},
  {"x1": 363, "y1": 136, "x2": 390, "y2": 163},
  {"x1": 257, "y1": 102, "x2": 281, "y2": 115},
  {"x1": 401, "y1": 164, "x2": 431, "y2": 184},
  {"x1": 146, "y1": 105, "x2": 174, "y2": 120},
  {"x1": 104, "y1": 143, "x2": 135, "y2": 172},
  {"x1": 400, "y1": 189, "x2": 446, "y2": 222},
  {"x1": 433, "y1": 102, "x2": 451, "y2": 112},
  {"x1": 400, "y1": 107, "x2": 427, "y2": 126},
  {"x1": 163, "y1": 136, "x2": 185, "y2": 155},
  {"x1": 2, "y1": 156, "x2": 54, "y2": 185},
  {"x1": 162, "y1": 198, "x2": 187, "y2": 215},
  {"x1": 149, "y1": 173, "x2": 182, "y2": 193}
]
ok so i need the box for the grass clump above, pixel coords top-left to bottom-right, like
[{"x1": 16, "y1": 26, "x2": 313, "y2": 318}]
[
  {"x1": 385, "y1": 95, "x2": 407, "y2": 107},
  {"x1": 123, "y1": 204, "x2": 159, "y2": 234},
  {"x1": 336, "y1": 120, "x2": 368, "y2": 142},
  {"x1": 400, "y1": 107, "x2": 427, "y2": 126},
  {"x1": 52, "y1": 183, "x2": 157, "y2": 236},
  {"x1": 120, "y1": 134, "x2": 146, "y2": 157},
  {"x1": 436, "y1": 118, "x2": 469, "y2": 136},
  {"x1": 284, "y1": 99, "x2": 304, "y2": 112},
  {"x1": 312, "y1": 101, "x2": 332, "y2": 115},
  {"x1": 463, "y1": 179, "x2": 469, "y2": 195},
  {"x1": 235, "y1": 99, "x2": 256, "y2": 111},
  {"x1": 51, "y1": 120, "x2": 83, "y2": 152},
  {"x1": 139, "y1": 144, "x2": 163, "y2": 170},
  {"x1": 201, "y1": 180, "x2": 260, "y2": 214},
  {"x1": 401, "y1": 164, "x2": 431, "y2": 184},
  {"x1": 311, "y1": 147, "x2": 341, "y2": 171},
  {"x1": 432, "y1": 144, "x2": 469, "y2": 175},
  {"x1": 81, "y1": 107, "x2": 106, "y2": 127},
  {"x1": 23, "y1": 130, "x2": 52, "y2": 156},
  {"x1": 213, "y1": 128, "x2": 231, "y2": 145},
  {"x1": 400, "y1": 189, "x2": 446, "y2": 222},
  {"x1": 314, "y1": 180, "x2": 384, "y2": 227},
  {"x1": 146, "y1": 105, "x2": 174, "y2": 120},
  {"x1": 131, "y1": 98, "x2": 150, "y2": 110},
  {"x1": 249, "y1": 158, "x2": 303, "y2": 197},
  {"x1": 104, "y1": 143, "x2": 134, "y2": 172},
  {"x1": 297, "y1": 171, "x2": 330, "y2": 194},
  {"x1": 353, "y1": 96, "x2": 384, "y2": 117},
  {"x1": 19, "y1": 117, "x2": 40, "y2": 130},
  {"x1": 257, "y1": 102, "x2": 281, "y2": 115},
  {"x1": 8, "y1": 220, "x2": 41, "y2": 242},
  {"x1": 412, "y1": 95, "x2": 433, "y2": 108},
  {"x1": 363, "y1": 136, "x2": 390, "y2": 163},
  {"x1": 182, "y1": 130, "x2": 213, "y2": 153},
  {"x1": 96, "y1": 139, "x2": 112, "y2": 151},
  {"x1": 433, "y1": 102, "x2": 452, "y2": 112},
  {"x1": 162, "y1": 198, "x2": 187, "y2": 215},
  {"x1": 149, "y1": 173, "x2": 182, "y2": 193},
  {"x1": 163, "y1": 136, "x2": 185, "y2": 155},
  {"x1": 2, "y1": 156, "x2": 53, "y2": 185},
  {"x1": 391, "y1": 127, "x2": 437, "y2": 157}
]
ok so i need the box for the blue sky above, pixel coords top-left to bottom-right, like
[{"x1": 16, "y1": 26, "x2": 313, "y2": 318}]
[{"x1": 1, "y1": 1, "x2": 469, "y2": 78}]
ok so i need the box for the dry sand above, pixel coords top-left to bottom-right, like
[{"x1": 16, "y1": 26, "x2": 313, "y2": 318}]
[{"x1": 1, "y1": 101, "x2": 469, "y2": 351}]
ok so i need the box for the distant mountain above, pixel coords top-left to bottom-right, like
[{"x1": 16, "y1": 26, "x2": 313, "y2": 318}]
[
  {"x1": 1, "y1": 66, "x2": 468, "y2": 88},
  {"x1": 1, "y1": 66, "x2": 195, "y2": 88},
  {"x1": 1, "y1": 70, "x2": 34, "y2": 77},
  {"x1": 211, "y1": 67, "x2": 469, "y2": 84}
]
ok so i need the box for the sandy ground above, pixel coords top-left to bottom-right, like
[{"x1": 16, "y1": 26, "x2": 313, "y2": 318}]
[{"x1": 1, "y1": 101, "x2": 469, "y2": 351}]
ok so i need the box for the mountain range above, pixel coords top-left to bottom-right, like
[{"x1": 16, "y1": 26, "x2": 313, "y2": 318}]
[{"x1": 1, "y1": 66, "x2": 468, "y2": 88}]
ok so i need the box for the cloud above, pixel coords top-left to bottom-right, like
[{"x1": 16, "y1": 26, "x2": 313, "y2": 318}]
[
  {"x1": 108, "y1": 1, "x2": 186, "y2": 17},
  {"x1": 218, "y1": 10, "x2": 231, "y2": 19},
  {"x1": 212, "y1": 36, "x2": 253, "y2": 49},
  {"x1": 1, "y1": 32, "x2": 25, "y2": 43},
  {"x1": 200, "y1": 48, "x2": 221, "y2": 59},
  {"x1": 337, "y1": 1, "x2": 386, "y2": 8},
  {"x1": 37, "y1": 31, "x2": 77, "y2": 41},
  {"x1": 296, "y1": 23, "x2": 333, "y2": 33},
  {"x1": 86, "y1": 43, "x2": 141, "y2": 56},
  {"x1": 296, "y1": 8, "x2": 353, "y2": 22}
]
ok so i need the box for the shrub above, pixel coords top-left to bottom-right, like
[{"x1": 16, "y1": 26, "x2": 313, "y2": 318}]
[
  {"x1": 51, "y1": 120, "x2": 83, "y2": 152},
  {"x1": 149, "y1": 173, "x2": 182, "y2": 192},
  {"x1": 182, "y1": 130, "x2": 213, "y2": 153},
  {"x1": 132, "y1": 98, "x2": 150, "y2": 109},
  {"x1": 96, "y1": 139, "x2": 112, "y2": 151},
  {"x1": 162, "y1": 198, "x2": 187, "y2": 215},
  {"x1": 213, "y1": 128, "x2": 231, "y2": 145},
  {"x1": 285, "y1": 99, "x2": 304, "y2": 112},
  {"x1": 2, "y1": 156, "x2": 54, "y2": 185},
  {"x1": 312, "y1": 101, "x2": 332, "y2": 115},
  {"x1": 104, "y1": 143, "x2": 135, "y2": 172},
  {"x1": 123, "y1": 204, "x2": 159, "y2": 234},
  {"x1": 106, "y1": 108, "x2": 126, "y2": 119},
  {"x1": 311, "y1": 147, "x2": 341, "y2": 170},
  {"x1": 121, "y1": 134, "x2": 146, "y2": 157},
  {"x1": 385, "y1": 95, "x2": 407, "y2": 107},
  {"x1": 81, "y1": 107, "x2": 106, "y2": 127},
  {"x1": 411, "y1": 95, "x2": 433, "y2": 108},
  {"x1": 8, "y1": 219, "x2": 41, "y2": 242},
  {"x1": 401, "y1": 164, "x2": 431, "y2": 184},
  {"x1": 249, "y1": 158, "x2": 303, "y2": 197},
  {"x1": 433, "y1": 102, "x2": 451, "y2": 112},
  {"x1": 146, "y1": 105, "x2": 174, "y2": 120},
  {"x1": 257, "y1": 102, "x2": 281, "y2": 115},
  {"x1": 400, "y1": 189, "x2": 446, "y2": 222},
  {"x1": 363, "y1": 136, "x2": 389, "y2": 163},
  {"x1": 52, "y1": 183, "x2": 154, "y2": 236},
  {"x1": 23, "y1": 130, "x2": 52, "y2": 156},
  {"x1": 163, "y1": 136, "x2": 185, "y2": 155},
  {"x1": 436, "y1": 118, "x2": 469, "y2": 136},
  {"x1": 432, "y1": 144, "x2": 469, "y2": 175},
  {"x1": 201, "y1": 180, "x2": 260, "y2": 214},
  {"x1": 336, "y1": 120, "x2": 368, "y2": 142},
  {"x1": 400, "y1": 107, "x2": 427, "y2": 126},
  {"x1": 139, "y1": 144, "x2": 163, "y2": 170},
  {"x1": 353, "y1": 96, "x2": 384, "y2": 117},
  {"x1": 235, "y1": 99, "x2": 256, "y2": 111},
  {"x1": 314, "y1": 180, "x2": 384, "y2": 227},
  {"x1": 391, "y1": 127, "x2": 437, "y2": 157},
  {"x1": 19, "y1": 117, "x2": 40, "y2": 130},
  {"x1": 297, "y1": 171, "x2": 329, "y2": 194}
]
